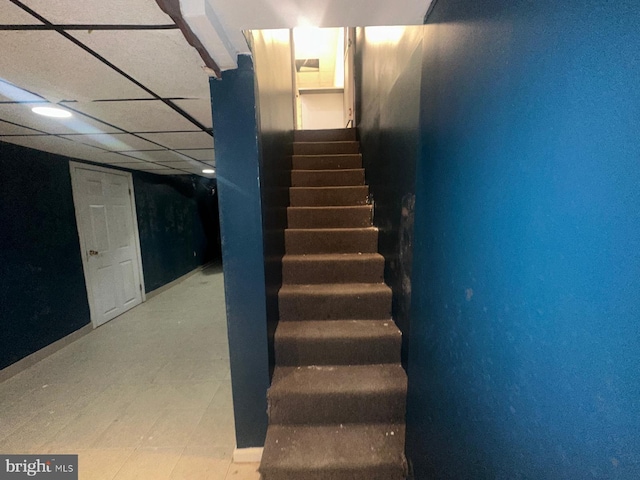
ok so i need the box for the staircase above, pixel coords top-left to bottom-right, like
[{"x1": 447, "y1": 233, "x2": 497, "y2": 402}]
[{"x1": 259, "y1": 128, "x2": 408, "y2": 480}]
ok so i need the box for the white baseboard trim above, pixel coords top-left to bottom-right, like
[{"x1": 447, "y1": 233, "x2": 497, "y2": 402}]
[
  {"x1": 0, "y1": 323, "x2": 93, "y2": 383},
  {"x1": 233, "y1": 447, "x2": 264, "y2": 463}
]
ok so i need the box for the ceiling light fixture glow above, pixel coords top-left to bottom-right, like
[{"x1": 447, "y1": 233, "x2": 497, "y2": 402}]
[
  {"x1": 202, "y1": 169, "x2": 215, "y2": 174},
  {"x1": 31, "y1": 106, "x2": 72, "y2": 118}
]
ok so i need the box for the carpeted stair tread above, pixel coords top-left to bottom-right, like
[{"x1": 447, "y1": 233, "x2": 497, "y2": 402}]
[
  {"x1": 285, "y1": 228, "x2": 378, "y2": 254},
  {"x1": 291, "y1": 169, "x2": 365, "y2": 187},
  {"x1": 275, "y1": 319, "x2": 401, "y2": 365},
  {"x1": 279, "y1": 283, "x2": 391, "y2": 321},
  {"x1": 289, "y1": 186, "x2": 369, "y2": 206},
  {"x1": 260, "y1": 423, "x2": 406, "y2": 480},
  {"x1": 294, "y1": 141, "x2": 360, "y2": 155},
  {"x1": 282, "y1": 253, "x2": 384, "y2": 284},
  {"x1": 270, "y1": 364, "x2": 406, "y2": 395},
  {"x1": 294, "y1": 128, "x2": 356, "y2": 142},
  {"x1": 267, "y1": 364, "x2": 406, "y2": 424},
  {"x1": 288, "y1": 205, "x2": 372, "y2": 228},
  {"x1": 292, "y1": 154, "x2": 362, "y2": 170}
]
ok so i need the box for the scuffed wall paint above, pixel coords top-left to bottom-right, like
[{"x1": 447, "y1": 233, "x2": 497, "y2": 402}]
[
  {"x1": 355, "y1": 25, "x2": 424, "y2": 366},
  {"x1": 0, "y1": 142, "x2": 91, "y2": 369},
  {"x1": 209, "y1": 55, "x2": 271, "y2": 448},
  {"x1": 407, "y1": 0, "x2": 640, "y2": 478}
]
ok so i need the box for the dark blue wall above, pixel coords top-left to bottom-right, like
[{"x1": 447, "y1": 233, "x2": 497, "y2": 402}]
[
  {"x1": 133, "y1": 173, "x2": 218, "y2": 292},
  {"x1": 355, "y1": 26, "x2": 424, "y2": 367},
  {"x1": 407, "y1": 0, "x2": 640, "y2": 478},
  {"x1": 0, "y1": 141, "x2": 90, "y2": 369},
  {"x1": 209, "y1": 55, "x2": 270, "y2": 448}
]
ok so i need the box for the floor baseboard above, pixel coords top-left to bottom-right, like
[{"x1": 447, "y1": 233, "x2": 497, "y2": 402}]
[
  {"x1": 0, "y1": 323, "x2": 93, "y2": 383},
  {"x1": 233, "y1": 447, "x2": 264, "y2": 463}
]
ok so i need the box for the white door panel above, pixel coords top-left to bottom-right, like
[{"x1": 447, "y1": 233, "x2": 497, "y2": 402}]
[{"x1": 71, "y1": 164, "x2": 145, "y2": 327}]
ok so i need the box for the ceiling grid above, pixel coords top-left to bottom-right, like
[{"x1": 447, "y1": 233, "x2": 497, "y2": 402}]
[{"x1": 0, "y1": 0, "x2": 215, "y2": 177}]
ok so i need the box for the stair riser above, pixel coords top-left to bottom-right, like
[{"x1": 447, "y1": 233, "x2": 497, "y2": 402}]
[
  {"x1": 275, "y1": 336, "x2": 401, "y2": 365},
  {"x1": 294, "y1": 128, "x2": 356, "y2": 142},
  {"x1": 268, "y1": 390, "x2": 406, "y2": 424},
  {"x1": 289, "y1": 187, "x2": 369, "y2": 207},
  {"x1": 292, "y1": 155, "x2": 362, "y2": 170},
  {"x1": 282, "y1": 257, "x2": 384, "y2": 284},
  {"x1": 291, "y1": 169, "x2": 365, "y2": 187},
  {"x1": 285, "y1": 229, "x2": 378, "y2": 254},
  {"x1": 288, "y1": 206, "x2": 372, "y2": 228},
  {"x1": 279, "y1": 291, "x2": 391, "y2": 320},
  {"x1": 294, "y1": 142, "x2": 359, "y2": 155}
]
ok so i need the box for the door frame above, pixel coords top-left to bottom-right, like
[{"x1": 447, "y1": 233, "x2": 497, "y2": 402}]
[{"x1": 69, "y1": 162, "x2": 146, "y2": 328}]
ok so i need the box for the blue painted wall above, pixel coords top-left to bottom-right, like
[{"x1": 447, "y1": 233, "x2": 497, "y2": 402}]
[
  {"x1": 355, "y1": 26, "x2": 424, "y2": 367},
  {"x1": 209, "y1": 55, "x2": 270, "y2": 448},
  {"x1": 0, "y1": 141, "x2": 90, "y2": 369},
  {"x1": 406, "y1": 0, "x2": 640, "y2": 478},
  {"x1": 133, "y1": 173, "x2": 219, "y2": 292}
]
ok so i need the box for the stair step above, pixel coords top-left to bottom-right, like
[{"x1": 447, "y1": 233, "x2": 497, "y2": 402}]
[
  {"x1": 268, "y1": 364, "x2": 407, "y2": 424},
  {"x1": 289, "y1": 186, "x2": 369, "y2": 207},
  {"x1": 294, "y1": 128, "x2": 356, "y2": 142},
  {"x1": 292, "y1": 154, "x2": 362, "y2": 170},
  {"x1": 279, "y1": 283, "x2": 391, "y2": 321},
  {"x1": 288, "y1": 205, "x2": 372, "y2": 228},
  {"x1": 291, "y1": 169, "x2": 365, "y2": 187},
  {"x1": 294, "y1": 141, "x2": 360, "y2": 156},
  {"x1": 275, "y1": 320, "x2": 401, "y2": 365},
  {"x1": 260, "y1": 423, "x2": 407, "y2": 480},
  {"x1": 285, "y1": 228, "x2": 378, "y2": 254},
  {"x1": 282, "y1": 253, "x2": 384, "y2": 284}
]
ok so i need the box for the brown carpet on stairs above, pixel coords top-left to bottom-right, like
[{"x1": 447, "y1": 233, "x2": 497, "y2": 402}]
[{"x1": 259, "y1": 128, "x2": 408, "y2": 480}]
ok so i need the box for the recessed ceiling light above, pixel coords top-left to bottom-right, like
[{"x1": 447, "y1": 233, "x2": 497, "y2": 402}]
[
  {"x1": 202, "y1": 169, "x2": 215, "y2": 174},
  {"x1": 31, "y1": 106, "x2": 72, "y2": 118}
]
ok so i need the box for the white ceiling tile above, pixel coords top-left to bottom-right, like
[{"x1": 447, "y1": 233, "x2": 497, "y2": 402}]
[
  {"x1": 172, "y1": 99, "x2": 213, "y2": 128},
  {"x1": 0, "y1": 134, "x2": 108, "y2": 161},
  {"x1": 70, "y1": 30, "x2": 211, "y2": 99},
  {"x1": 20, "y1": 0, "x2": 173, "y2": 25},
  {"x1": 120, "y1": 162, "x2": 176, "y2": 171},
  {"x1": 138, "y1": 131, "x2": 214, "y2": 150},
  {"x1": 0, "y1": 80, "x2": 46, "y2": 102},
  {"x1": 117, "y1": 149, "x2": 191, "y2": 163},
  {"x1": 0, "y1": 0, "x2": 43, "y2": 24},
  {"x1": 65, "y1": 100, "x2": 200, "y2": 133},
  {"x1": 96, "y1": 158, "x2": 147, "y2": 166},
  {"x1": 154, "y1": 160, "x2": 205, "y2": 170},
  {"x1": 59, "y1": 133, "x2": 160, "y2": 151},
  {"x1": 76, "y1": 151, "x2": 145, "y2": 166},
  {"x1": 149, "y1": 169, "x2": 186, "y2": 176},
  {"x1": 0, "y1": 119, "x2": 43, "y2": 135},
  {"x1": 0, "y1": 103, "x2": 121, "y2": 134},
  {"x1": 0, "y1": 31, "x2": 151, "y2": 102},
  {"x1": 175, "y1": 148, "x2": 215, "y2": 162}
]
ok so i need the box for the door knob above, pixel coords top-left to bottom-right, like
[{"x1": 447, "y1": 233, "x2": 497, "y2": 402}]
[{"x1": 89, "y1": 250, "x2": 99, "y2": 256}]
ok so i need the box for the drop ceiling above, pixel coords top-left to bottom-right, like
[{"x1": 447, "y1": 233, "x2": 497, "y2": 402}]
[{"x1": 0, "y1": 0, "x2": 215, "y2": 177}]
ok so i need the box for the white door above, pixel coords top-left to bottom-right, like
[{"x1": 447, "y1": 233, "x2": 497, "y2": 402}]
[{"x1": 70, "y1": 163, "x2": 145, "y2": 327}]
